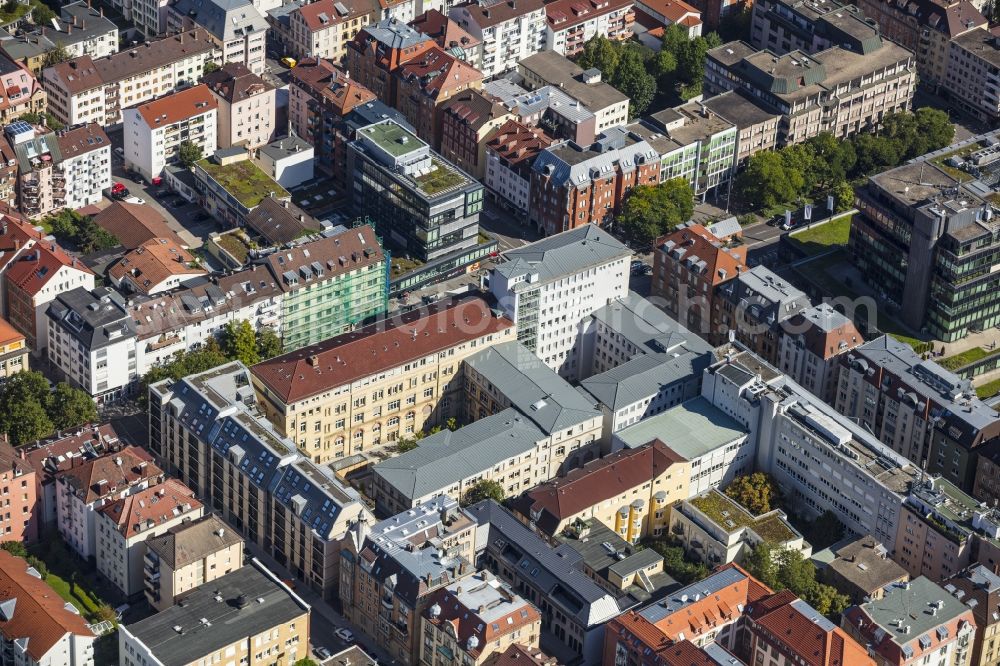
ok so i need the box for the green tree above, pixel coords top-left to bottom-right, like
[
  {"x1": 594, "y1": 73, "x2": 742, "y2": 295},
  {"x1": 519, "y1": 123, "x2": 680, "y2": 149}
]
[
  {"x1": 4, "y1": 399, "x2": 53, "y2": 447},
  {"x1": 805, "y1": 582, "x2": 850, "y2": 616},
  {"x1": 203, "y1": 61, "x2": 221, "y2": 76},
  {"x1": 42, "y1": 43, "x2": 71, "y2": 68},
  {"x1": 221, "y1": 320, "x2": 260, "y2": 366},
  {"x1": 140, "y1": 340, "x2": 230, "y2": 403},
  {"x1": 737, "y1": 151, "x2": 798, "y2": 209},
  {"x1": 576, "y1": 35, "x2": 620, "y2": 79},
  {"x1": 743, "y1": 541, "x2": 779, "y2": 589},
  {"x1": 445, "y1": 417, "x2": 458, "y2": 431},
  {"x1": 94, "y1": 604, "x2": 117, "y2": 623},
  {"x1": 177, "y1": 140, "x2": 203, "y2": 167},
  {"x1": 610, "y1": 46, "x2": 656, "y2": 117},
  {"x1": 725, "y1": 473, "x2": 780, "y2": 515},
  {"x1": 0, "y1": 541, "x2": 27, "y2": 558},
  {"x1": 774, "y1": 548, "x2": 815, "y2": 593},
  {"x1": 30, "y1": 0, "x2": 55, "y2": 24},
  {"x1": 461, "y1": 479, "x2": 506, "y2": 507},
  {"x1": 617, "y1": 179, "x2": 694, "y2": 245},
  {"x1": 25, "y1": 555, "x2": 46, "y2": 579},
  {"x1": 393, "y1": 437, "x2": 419, "y2": 453},
  {"x1": 805, "y1": 133, "x2": 856, "y2": 189},
  {"x1": 831, "y1": 180, "x2": 856, "y2": 213},
  {"x1": 49, "y1": 383, "x2": 97, "y2": 431},
  {"x1": 649, "y1": 537, "x2": 710, "y2": 584},
  {"x1": 914, "y1": 107, "x2": 955, "y2": 152},
  {"x1": 255, "y1": 328, "x2": 282, "y2": 360},
  {"x1": 2, "y1": 370, "x2": 51, "y2": 409},
  {"x1": 77, "y1": 218, "x2": 119, "y2": 253},
  {"x1": 293, "y1": 659, "x2": 320, "y2": 666},
  {"x1": 851, "y1": 134, "x2": 900, "y2": 177}
]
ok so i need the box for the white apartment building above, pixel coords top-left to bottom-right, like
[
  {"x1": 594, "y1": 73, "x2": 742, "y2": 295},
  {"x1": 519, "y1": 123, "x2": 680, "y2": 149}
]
[
  {"x1": 165, "y1": 0, "x2": 268, "y2": 75},
  {"x1": 483, "y1": 119, "x2": 550, "y2": 216},
  {"x1": 109, "y1": 0, "x2": 170, "y2": 37},
  {"x1": 131, "y1": 264, "x2": 282, "y2": 376},
  {"x1": 95, "y1": 479, "x2": 203, "y2": 598},
  {"x1": 55, "y1": 446, "x2": 164, "y2": 561},
  {"x1": 143, "y1": 514, "x2": 245, "y2": 611},
  {"x1": 544, "y1": 0, "x2": 635, "y2": 57},
  {"x1": 488, "y1": 225, "x2": 631, "y2": 381},
  {"x1": 203, "y1": 63, "x2": 275, "y2": 150},
  {"x1": 124, "y1": 84, "x2": 218, "y2": 181},
  {"x1": 46, "y1": 287, "x2": 138, "y2": 403},
  {"x1": 944, "y1": 28, "x2": 1000, "y2": 125},
  {"x1": 58, "y1": 2, "x2": 119, "y2": 60},
  {"x1": 450, "y1": 0, "x2": 547, "y2": 78},
  {"x1": 56, "y1": 123, "x2": 112, "y2": 209},
  {"x1": 702, "y1": 346, "x2": 920, "y2": 552},
  {"x1": 42, "y1": 30, "x2": 220, "y2": 127}
]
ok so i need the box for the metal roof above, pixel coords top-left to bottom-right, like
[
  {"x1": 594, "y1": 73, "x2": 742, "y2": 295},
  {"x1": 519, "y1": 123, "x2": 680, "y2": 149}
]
[
  {"x1": 613, "y1": 396, "x2": 748, "y2": 457},
  {"x1": 493, "y1": 225, "x2": 631, "y2": 284}
]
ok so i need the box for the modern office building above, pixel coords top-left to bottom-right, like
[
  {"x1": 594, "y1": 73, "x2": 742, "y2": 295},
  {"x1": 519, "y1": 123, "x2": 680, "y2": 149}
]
[
  {"x1": 849, "y1": 129, "x2": 1000, "y2": 341},
  {"x1": 704, "y1": 37, "x2": 915, "y2": 146},
  {"x1": 262, "y1": 225, "x2": 387, "y2": 351},
  {"x1": 347, "y1": 119, "x2": 490, "y2": 294},
  {"x1": 488, "y1": 225, "x2": 631, "y2": 381}
]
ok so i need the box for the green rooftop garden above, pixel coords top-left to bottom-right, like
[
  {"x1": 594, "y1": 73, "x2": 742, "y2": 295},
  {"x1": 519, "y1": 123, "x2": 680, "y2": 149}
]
[
  {"x1": 690, "y1": 490, "x2": 797, "y2": 544},
  {"x1": 978, "y1": 377, "x2": 1000, "y2": 400},
  {"x1": 414, "y1": 159, "x2": 467, "y2": 196},
  {"x1": 197, "y1": 158, "x2": 289, "y2": 209},
  {"x1": 929, "y1": 144, "x2": 982, "y2": 183},
  {"x1": 214, "y1": 231, "x2": 250, "y2": 264},
  {"x1": 391, "y1": 255, "x2": 424, "y2": 277},
  {"x1": 939, "y1": 346, "x2": 993, "y2": 371},
  {"x1": 785, "y1": 213, "x2": 853, "y2": 256}
]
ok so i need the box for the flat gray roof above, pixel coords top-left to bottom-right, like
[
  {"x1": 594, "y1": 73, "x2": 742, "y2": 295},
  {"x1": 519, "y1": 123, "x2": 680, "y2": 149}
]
[
  {"x1": 494, "y1": 225, "x2": 631, "y2": 284},
  {"x1": 580, "y1": 351, "x2": 710, "y2": 411},
  {"x1": 124, "y1": 560, "x2": 308, "y2": 666},
  {"x1": 613, "y1": 396, "x2": 748, "y2": 456},
  {"x1": 860, "y1": 577, "x2": 970, "y2": 650}
]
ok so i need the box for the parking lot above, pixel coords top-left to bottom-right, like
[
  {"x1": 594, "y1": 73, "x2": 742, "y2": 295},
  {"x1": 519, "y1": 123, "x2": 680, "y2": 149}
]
[{"x1": 106, "y1": 128, "x2": 218, "y2": 249}]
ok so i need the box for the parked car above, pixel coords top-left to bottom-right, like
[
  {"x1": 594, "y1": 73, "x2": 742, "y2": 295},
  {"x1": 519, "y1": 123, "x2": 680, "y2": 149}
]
[
  {"x1": 114, "y1": 147, "x2": 124, "y2": 158},
  {"x1": 110, "y1": 183, "x2": 129, "y2": 200},
  {"x1": 280, "y1": 56, "x2": 297, "y2": 68},
  {"x1": 151, "y1": 176, "x2": 163, "y2": 186},
  {"x1": 124, "y1": 196, "x2": 146, "y2": 205},
  {"x1": 314, "y1": 647, "x2": 332, "y2": 660},
  {"x1": 334, "y1": 628, "x2": 354, "y2": 643}
]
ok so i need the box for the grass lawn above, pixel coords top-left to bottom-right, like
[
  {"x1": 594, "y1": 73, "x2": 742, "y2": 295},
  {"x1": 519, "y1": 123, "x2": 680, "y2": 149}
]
[
  {"x1": 414, "y1": 159, "x2": 466, "y2": 196},
  {"x1": 196, "y1": 158, "x2": 288, "y2": 208},
  {"x1": 28, "y1": 536, "x2": 117, "y2": 624},
  {"x1": 689, "y1": 489, "x2": 796, "y2": 543},
  {"x1": 391, "y1": 255, "x2": 424, "y2": 277},
  {"x1": 940, "y1": 346, "x2": 992, "y2": 371},
  {"x1": 215, "y1": 232, "x2": 249, "y2": 264},
  {"x1": 786, "y1": 213, "x2": 853, "y2": 256},
  {"x1": 977, "y1": 377, "x2": 1000, "y2": 400}
]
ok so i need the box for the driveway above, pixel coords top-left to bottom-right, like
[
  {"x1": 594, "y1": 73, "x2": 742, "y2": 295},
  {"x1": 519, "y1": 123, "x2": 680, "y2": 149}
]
[{"x1": 106, "y1": 129, "x2": 217, "y2": 249}]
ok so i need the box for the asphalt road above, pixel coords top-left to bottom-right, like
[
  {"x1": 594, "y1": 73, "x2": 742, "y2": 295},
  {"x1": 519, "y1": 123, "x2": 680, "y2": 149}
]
[{"x1": 480, "y1": 200, "x2": 540, "y2": 251}]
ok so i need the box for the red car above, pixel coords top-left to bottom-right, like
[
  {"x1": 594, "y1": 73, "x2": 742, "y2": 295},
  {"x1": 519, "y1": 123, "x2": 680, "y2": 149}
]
[
  {"x1": 110, "y1": 183, "x2": 129, "y2": 200},
  {"x1": 151, "y1": 176, "x2": 163, "y2": 186}
]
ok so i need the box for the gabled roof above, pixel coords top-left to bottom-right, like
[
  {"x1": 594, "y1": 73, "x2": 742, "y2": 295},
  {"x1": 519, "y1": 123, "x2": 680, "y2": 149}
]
[
  {"x1": 168, "y1": 0, "x2": 268, "y2": 40},
  {"x1": 0, "y1": 317, "x2": 24, "y2": 348},
  {"x1": 136, "y1": 84, "x2": 217, "y2": 128},
  {"x1": 244, "y1": 196, "x2": 321, "y2": 246},
  {"x1": 145, "y1": 514, "x2": 243, "y2": 569},
  {"x1": 442, "y1": 89, "x2": 510, "y2": 131},
  {"x1": 515, "y1": 440, "x2": 683, "y2": 534},
  {"x1": 54, "y1": 123, "x2": 110, "y2": 160},
  {"x1": 0, "y1": 550, "x2": 93, "y2": 661},
  {"x1": 656, "y1": 223, "x2": 746, "y2": 287},
  {"x1": 92, "y1": 201, "x2": 187, "y2": 250},
  {"x1": 109, "y1": 238, "x2": 205, "y2": 294},
  {"x1": 5, "y1": 241, "x2": 92, "y2": 298},
  {"x1": 21, "y1": 424, "x2": 123, "y2": 483},
  {"x1": 411, "y1": 9, "x2": 480, "y2": 51},
  {"x1": 494, "y1": 224, "x2": 631, "y2": 284},
  {"x1": 451, "y1": 0, "x2": 546, "y2": 28},
  {"x1": 98, "y1": 478, "x2": 202, "y2": 539},
  {"x1": 55, "y1": 445, "x2": 161, "y2": 504},
  {"x1": 297, "y1": 0, "x2": 376, "y2": 31},
  {"x1": 397, "y1": 46, "x2": 482, "y2": 98},
  {"x1": 251, "y1": 294, "x2": 511, "y2": 404},
  {"x1": 262, "y1": 223, "x2": 382, "y2": 292},
  {"x1": 546, "y1": 0, "x2": 635, "y2": 30}
]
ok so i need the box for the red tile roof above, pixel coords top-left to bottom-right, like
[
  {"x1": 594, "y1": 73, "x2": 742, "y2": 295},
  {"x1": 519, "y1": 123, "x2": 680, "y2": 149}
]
[
  {"x1": 748, "y1": 590, "x2": 874, "y2": 666},
  {"x1": 109, "y1": 237, "x2": 205, "y2": 294},
  {"x1": 98, "y1": 478, "x2": 202, "y2": 539},
  {"x1": 54, "y1": 123, "x2": 110, "y2": 159},
  {"x1": 397, "y1": 46, "x2": 482, "y2": 98},
  {"x1": 656, "y1": 224, "x2": 746, "y2": 287},
  {"x1": 516, "y1": 440, "x2": 682, "y2": 533},
  {"x1": 481, "y1": 645, "x2": 557, "y2": 665},
  {"x1": 251, "y1": 295, "x2": 513, "y2": 404},
  {"x1": 5, "y1": 241, "x2": 92, "y2": 298},
  {"x1": 635, "y1": 0, "x2": 700, "y2": 24},
  {"x1": 452, "y1": 0, "x2": 546, "y2": 28},
  {"x1": 55, "y1": 445, "x2": 162, "y2": 505},
  {"x1": 92, "y1": 201, "x2": 187, "y2": 250},
  {"x1": 546, "y1": 0, "x2": 635, "y2": 30},
  {"x1": 411, "y1": 10, "x2": 481, "y2": 51},
  {"x1": 485, "y1": 120, "x2": 553, "y2": 171},
  {"x1": 22, "y1": 424, "x2": 123, "y2": 484},
  {"x1": 298, "y1": 0, "x2": 376, "y2": 31},
  {"x1": 0, "y1": 550, "x2": 93, "y2": 661},
  {"x1": 136, "y1": 84, "x2": 217, "y2": 128},
  {"x1": 660, "y1": 640, "x2": 732, "y2": 665},
  {"x1": 0, "y1": 317, "x2": 24, "y2": 348}
]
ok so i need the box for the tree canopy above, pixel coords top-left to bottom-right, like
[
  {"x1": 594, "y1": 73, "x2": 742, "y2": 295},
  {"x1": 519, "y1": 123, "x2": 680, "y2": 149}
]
[
  {"x1": 617, "y1": 178, "x2": 694, "y2": 246},
  {"x1": 177, "y1": 141, "x2": 203, "y2": 167},
  {"x1": 221, "y1": 321, "x2": 260, "y2": 366},
  {"x1": 724, "y1": 473, "x2": 781, "y2": 516},
  {"x1": 0, "y1": 371, "x2": 96, "y2": 446},
  {"x1": 461, "y1": 480, "x2": 506, "y2": 507},
  {"x1": 743, "y1": 543, "x2": 850, "y2": 617},
  {"x1": 43, "y1": 210, "x2": 118, "y2": 254}
]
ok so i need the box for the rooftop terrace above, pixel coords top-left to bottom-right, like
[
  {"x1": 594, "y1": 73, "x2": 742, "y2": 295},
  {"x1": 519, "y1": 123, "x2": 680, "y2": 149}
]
[{"x1": 197, "y1": 158, "x2": 289, "y2": 209}]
